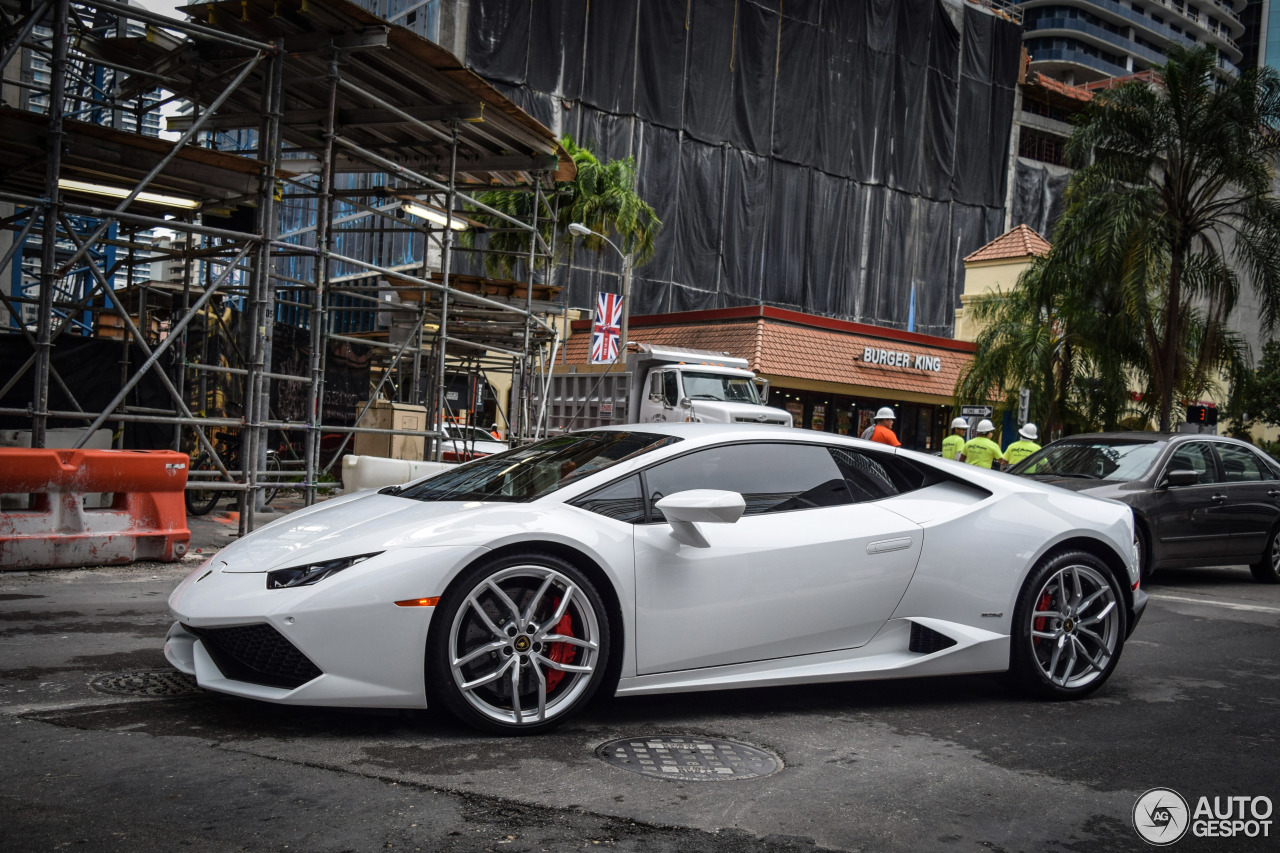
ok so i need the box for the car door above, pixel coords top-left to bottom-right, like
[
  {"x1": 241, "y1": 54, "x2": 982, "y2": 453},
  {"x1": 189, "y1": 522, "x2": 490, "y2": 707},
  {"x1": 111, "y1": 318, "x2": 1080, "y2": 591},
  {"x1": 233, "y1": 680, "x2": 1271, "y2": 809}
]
[
  {"x1": 1150, "y1": 440, "x2": 1230, "y2": 566},
  {"x1": 633, "y1": 441, "x2": 923, "y2": 674},
  {"x1": 1215, "y1": 443, "x2": 1280, "y2": 559}
]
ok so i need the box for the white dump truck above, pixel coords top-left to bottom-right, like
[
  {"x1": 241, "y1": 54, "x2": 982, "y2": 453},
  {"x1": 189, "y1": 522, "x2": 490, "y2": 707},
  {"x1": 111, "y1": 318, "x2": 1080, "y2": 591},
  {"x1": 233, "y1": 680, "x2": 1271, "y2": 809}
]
[{"x1": 545, "y1": 343, "x2": 793, "y2": 431}]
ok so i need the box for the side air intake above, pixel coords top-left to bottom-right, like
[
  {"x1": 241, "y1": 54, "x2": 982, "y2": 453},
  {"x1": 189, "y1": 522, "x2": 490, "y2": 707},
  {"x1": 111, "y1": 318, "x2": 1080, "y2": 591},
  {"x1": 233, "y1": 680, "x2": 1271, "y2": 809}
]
[{"x1": 909, "y1": 622, "x2": 958, "y2": 655}]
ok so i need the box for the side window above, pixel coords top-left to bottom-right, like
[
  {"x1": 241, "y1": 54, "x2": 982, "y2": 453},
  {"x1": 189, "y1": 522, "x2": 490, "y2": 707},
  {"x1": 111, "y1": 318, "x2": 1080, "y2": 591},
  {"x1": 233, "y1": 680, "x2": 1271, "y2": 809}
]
[
  {"x1": 661, "y1": 371, "x2": 679, "y2": 407},
  {"x1": 828, "y1": 447, "x2": 929, "y2": 501},
  {"x1": 571, "y1": 475, "x2": 646, "y2": 524},
  {"x1": 1167, "y1": 442, "x2": 1221, "y2": 484},
  {"x1": 644, "y1": 443, "x2": 851, "y2": 520},
  {"x1": 1217, "y1": 445, "x2": 1269, "y2": 482}
]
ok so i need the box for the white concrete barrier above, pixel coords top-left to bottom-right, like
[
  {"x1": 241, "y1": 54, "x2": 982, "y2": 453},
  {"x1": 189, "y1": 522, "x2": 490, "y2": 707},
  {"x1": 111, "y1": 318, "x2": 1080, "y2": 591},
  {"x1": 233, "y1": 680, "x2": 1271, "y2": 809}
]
[{"x1": 342, "y1": 455, "x2": 455, "y2": 493}]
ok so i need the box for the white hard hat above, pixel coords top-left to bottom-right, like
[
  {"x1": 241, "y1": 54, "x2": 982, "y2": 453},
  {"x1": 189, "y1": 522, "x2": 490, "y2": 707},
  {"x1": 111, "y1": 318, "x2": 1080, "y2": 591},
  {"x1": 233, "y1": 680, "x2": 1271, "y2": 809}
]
[
  {"x1": 1019, "y1": 422, "x2": 1039, "y2": 440},
  {"x1": 976, "y1": 418, "x2": 996, "y2": 433},
  {"x1": 950, "y1": 417, "x2": 968, "y2": 429},
  {"x1": 875, "y1": 407, "x2": 896, "y2": 420}
]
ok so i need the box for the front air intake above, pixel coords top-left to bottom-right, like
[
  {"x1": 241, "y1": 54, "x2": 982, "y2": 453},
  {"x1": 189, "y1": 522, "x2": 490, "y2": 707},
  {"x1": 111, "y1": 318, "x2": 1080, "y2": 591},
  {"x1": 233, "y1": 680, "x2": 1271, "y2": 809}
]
[
  {"x1": 909, "y1": 622, "x2": 958, "y2": 655},
  {"x1": 185, "y1": 623, "x2": 322, "y2": 689}
]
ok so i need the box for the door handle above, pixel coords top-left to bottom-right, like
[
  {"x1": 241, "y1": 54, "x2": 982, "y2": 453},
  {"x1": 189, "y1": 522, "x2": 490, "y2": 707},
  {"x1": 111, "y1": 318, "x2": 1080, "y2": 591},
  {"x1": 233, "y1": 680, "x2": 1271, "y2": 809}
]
[
  {"x1": 1269, "y1": 490, "x2": 1280, "y2": 498},
  {"x1": 867, "y1": 537, "x2": 912, "y2": 554},
  {"x1": 1210, "y1": 494, "x2": 1228, "y2": 504}
]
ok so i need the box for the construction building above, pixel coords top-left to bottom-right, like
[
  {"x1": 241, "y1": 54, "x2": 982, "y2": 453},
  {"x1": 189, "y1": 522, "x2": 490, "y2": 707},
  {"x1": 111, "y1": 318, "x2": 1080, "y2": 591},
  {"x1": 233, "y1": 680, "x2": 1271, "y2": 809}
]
[{"x1": 0, "y1": 0, "x2": 573, "y2": 533}]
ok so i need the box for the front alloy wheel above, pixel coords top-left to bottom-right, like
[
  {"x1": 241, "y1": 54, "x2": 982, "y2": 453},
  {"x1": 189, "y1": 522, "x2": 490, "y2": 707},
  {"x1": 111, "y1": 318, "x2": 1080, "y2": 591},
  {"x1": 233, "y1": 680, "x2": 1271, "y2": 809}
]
[
  {"x1": 428, "y1": 554, "x2": 609, "y2": 733},
  {"x1": 1012, "y1": 550, "x2": 1126, "y2": 699}
]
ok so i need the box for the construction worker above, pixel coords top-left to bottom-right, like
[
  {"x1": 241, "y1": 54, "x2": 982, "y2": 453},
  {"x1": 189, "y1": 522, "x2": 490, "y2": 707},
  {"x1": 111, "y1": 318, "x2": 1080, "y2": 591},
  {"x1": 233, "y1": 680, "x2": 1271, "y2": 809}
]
[
  {"x1": 942, "y1": 417, "x2": 968, "y2": 460},
  {"x1": 1002, "y1": 423, "x2": 1042, "y2": 467},
  {"x1": 959, "y1": 418, "x2": 1002, "y2": 469},
  {"x1": 863, "y1": 406, "x2": 901, "y2": 447}
]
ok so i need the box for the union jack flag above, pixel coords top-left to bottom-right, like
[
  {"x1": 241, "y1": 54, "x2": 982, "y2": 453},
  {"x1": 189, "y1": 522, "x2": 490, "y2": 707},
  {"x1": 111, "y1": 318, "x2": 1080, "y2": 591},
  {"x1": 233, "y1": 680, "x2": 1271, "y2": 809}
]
[{"x1": 590, "y1": 292, "x2": 622, "y2": 363}]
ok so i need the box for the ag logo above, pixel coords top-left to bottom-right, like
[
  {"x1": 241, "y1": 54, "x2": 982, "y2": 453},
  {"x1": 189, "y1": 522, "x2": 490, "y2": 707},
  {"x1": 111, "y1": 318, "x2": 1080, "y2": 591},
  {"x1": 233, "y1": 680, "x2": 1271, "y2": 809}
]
[{"x1": 1134, "y1": 787, "x2": 1190, "y2": 845}]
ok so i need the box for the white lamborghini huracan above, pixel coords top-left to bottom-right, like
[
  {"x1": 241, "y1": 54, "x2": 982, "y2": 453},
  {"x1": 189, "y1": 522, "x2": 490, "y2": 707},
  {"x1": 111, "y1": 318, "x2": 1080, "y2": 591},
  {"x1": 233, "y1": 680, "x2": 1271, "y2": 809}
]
[{"x1": 166, "y1": 425, "x2": 1147, "y2": 733}]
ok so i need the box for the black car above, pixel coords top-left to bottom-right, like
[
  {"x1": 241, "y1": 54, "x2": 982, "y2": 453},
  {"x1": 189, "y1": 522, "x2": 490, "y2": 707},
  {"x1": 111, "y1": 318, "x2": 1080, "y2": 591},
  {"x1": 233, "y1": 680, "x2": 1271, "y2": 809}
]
[{"x1": 1008, "y1": 432, "x2": 1280, "y2": 584}]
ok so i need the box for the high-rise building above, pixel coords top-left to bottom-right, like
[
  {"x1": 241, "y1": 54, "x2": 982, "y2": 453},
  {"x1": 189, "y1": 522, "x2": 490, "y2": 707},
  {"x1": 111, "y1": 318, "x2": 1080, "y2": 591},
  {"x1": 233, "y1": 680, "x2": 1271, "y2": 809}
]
[
  {"x1": 1019, "y1": 0, "x2": 1246, "y2": 84},
  {"x1": 1249, "y1": 0, "x2": 1280, "y2": 70}
]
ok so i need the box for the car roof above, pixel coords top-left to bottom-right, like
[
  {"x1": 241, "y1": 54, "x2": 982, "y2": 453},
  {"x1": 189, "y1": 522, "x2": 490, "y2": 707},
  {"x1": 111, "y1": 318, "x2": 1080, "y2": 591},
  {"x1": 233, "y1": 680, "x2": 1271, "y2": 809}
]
[
  {"x1": 1047, "y1": 431, "x2": 1261, "y2": 450},
  {"x1": 574, "y1": 423, "x2": 843, "y2": 444}
]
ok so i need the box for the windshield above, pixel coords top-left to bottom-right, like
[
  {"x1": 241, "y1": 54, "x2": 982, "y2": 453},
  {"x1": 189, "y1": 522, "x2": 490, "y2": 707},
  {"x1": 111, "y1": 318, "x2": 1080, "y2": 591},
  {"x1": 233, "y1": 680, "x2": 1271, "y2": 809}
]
[
  {"x1": 1010, "y1": 440, "x2": 1164, "y2": 481},
  {"x1": 393, "y1": 431, "x2": 680, "y2": 502},
  {"x1": 681, "y1": 371, "x2": 761, "y2": 404}
]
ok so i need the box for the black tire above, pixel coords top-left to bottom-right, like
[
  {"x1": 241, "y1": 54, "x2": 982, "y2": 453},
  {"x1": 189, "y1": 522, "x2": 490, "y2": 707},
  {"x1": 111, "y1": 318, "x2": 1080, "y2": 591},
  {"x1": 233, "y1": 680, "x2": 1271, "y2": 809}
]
[
  {"x1": 184, "y1": 455, "x2": 223, "y2": 516},
  {"x1": 1134, "y1": 522, "x2": 1153, "y2": 585},
  {"x1": 263, "y1": 453, "x2": 282, "y2": 505},
  {"x1": 1010, "y1": 549, "x2": 1127, "y2": 700},
  {"x1": 426, "y1": 552, "x2": 611, "y2": 734},
  {"x1": 1250, "y1": 525, "x2": 1280, "y2": 583}
]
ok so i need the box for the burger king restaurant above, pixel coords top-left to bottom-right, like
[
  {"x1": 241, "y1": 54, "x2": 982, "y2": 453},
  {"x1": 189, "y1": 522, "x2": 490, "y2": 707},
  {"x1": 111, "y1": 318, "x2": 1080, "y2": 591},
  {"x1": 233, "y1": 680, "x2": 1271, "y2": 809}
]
[{"x1": 561, "y1": 305, "x2": 976, "y2": 452}]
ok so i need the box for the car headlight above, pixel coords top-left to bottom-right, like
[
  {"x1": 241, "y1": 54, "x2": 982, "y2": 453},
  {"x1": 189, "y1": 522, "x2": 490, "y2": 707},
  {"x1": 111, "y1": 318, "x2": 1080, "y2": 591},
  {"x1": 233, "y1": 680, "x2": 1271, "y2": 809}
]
[{"x1": 266, "y1": 552, "x2": 382, "y2": 589}]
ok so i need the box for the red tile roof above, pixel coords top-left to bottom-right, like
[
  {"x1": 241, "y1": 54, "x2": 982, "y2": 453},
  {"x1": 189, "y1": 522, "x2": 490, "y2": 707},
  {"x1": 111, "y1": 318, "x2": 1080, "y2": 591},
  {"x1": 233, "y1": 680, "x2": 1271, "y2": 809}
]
[
  {"x1": 561, "y1": 308, "x2": 973, "y2": 401},
  {"x1": 963, "y1": 224, "x2": 1051, "y2": 263}
]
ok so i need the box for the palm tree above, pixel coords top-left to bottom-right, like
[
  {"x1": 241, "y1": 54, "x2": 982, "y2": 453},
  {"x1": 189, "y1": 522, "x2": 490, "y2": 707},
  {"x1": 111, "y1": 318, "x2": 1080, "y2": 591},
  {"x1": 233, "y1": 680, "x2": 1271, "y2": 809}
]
[
  {"x1": 1058, "y1": 45, "x2": 1280, "y2": 431},
  {"x1": 956, "y1": 251, "x2": 1139, "y2": 437},
  {"x1": 462, "y1": 136, "x2": 660, "y2": 281}
]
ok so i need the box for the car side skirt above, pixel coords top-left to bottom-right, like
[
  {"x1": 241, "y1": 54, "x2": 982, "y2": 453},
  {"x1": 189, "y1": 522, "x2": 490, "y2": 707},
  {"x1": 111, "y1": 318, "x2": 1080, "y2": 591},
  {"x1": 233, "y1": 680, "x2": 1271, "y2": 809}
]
[{"x1": 613, "y1": 617, "x2": 1008, "y2": 697}]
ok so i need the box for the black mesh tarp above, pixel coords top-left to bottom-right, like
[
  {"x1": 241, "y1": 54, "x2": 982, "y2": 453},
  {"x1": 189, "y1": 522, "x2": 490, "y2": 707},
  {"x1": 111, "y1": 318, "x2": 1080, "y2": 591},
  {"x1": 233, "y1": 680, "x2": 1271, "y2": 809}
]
[
  {"x1": 1012, "y1": 157, "x2": 1070, "y2": 239},
  {"x1": 467, "y1": 0, "x2": 1022, "y2": 336}
]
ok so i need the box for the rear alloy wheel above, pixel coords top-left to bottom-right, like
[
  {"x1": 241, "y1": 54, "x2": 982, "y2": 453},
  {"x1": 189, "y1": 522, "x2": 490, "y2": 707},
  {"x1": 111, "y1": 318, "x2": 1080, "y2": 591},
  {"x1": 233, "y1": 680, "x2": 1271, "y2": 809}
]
[
  {"x1": 1250, "y1": 526, "x2": 1280, "y2": 584},
  {"x1": 1011, "y1": 550, "x2": 1126, "y2": 699},
  {"x1": 428, "y1": 553, "x2": 610, "y2": 734}
]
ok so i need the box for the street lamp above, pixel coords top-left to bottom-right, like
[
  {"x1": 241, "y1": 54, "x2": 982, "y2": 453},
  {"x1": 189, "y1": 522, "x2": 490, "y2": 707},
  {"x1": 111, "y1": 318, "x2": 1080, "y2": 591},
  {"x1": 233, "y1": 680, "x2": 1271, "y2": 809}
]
[{"x1": 568, "y1": 222, "x2": 633, "y2": 364}]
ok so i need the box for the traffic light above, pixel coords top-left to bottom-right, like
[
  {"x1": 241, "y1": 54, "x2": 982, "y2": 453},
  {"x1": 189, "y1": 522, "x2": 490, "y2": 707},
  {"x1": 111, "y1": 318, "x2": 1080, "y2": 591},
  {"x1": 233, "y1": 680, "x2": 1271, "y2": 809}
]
[{"x1": 1186, "y1": 404, "x2": 1218, "y2": 426}]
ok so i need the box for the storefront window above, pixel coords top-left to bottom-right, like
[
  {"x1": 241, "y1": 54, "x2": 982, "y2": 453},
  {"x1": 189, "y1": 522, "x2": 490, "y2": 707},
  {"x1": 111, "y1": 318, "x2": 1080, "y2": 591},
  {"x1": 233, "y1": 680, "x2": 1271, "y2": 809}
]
[{"x1": 811, "y1": 403, "x2": 826, "y2": 432}]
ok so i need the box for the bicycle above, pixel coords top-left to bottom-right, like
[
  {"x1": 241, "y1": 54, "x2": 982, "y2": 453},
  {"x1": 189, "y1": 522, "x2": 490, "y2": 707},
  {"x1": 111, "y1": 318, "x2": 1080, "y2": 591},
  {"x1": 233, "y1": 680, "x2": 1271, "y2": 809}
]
[{"x1": 185, "y1": 433, "x2": 282, "y2": 516}]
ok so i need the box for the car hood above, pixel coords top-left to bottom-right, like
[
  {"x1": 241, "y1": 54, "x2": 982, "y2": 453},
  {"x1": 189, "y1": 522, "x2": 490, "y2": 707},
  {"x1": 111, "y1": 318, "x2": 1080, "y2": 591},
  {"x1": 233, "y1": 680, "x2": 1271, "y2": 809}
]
[
  {"x1": 690, "y1": 399, "x2": 792, "y2": 425},
  {"x1": 218, "y1": 492, "x2": 529, "y2": 572},
  {"x1": 1018, "y1": 474, "x2": 1119, "y2": 495}
]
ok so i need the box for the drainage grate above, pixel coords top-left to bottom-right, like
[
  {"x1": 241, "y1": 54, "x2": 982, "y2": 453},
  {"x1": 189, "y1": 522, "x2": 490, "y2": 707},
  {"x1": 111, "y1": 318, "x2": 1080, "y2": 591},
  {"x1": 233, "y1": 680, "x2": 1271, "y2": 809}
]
[
  {"x1": 596, "y1": 735, "x2": 781, "y2": 781},
  {"x1": 90, "y1": 670, "x2": 202, "y2": 697}
]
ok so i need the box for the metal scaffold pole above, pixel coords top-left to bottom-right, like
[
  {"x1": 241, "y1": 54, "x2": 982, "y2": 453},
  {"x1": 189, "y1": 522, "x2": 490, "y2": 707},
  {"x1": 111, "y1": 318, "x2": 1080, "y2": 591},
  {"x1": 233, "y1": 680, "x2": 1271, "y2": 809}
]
[
  {"x1": 242, "y1": 39, "x2": 285, "y2": 536},
  {"x1": 32, "y1": 0, "x2": 69, "y2": 449},
  {"x1": 305, "y1": 54, "x2": 341, "y2": 506},
  {"x1": 432, "y1": 123, "x2": 459, "y2": 461}
]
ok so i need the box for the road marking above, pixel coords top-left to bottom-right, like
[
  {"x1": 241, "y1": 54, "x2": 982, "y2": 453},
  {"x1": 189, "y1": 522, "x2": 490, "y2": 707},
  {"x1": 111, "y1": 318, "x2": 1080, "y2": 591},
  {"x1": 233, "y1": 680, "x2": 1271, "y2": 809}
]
[{"x1": 1148, "y1": 593, "x2": 1280, "y2": 614}]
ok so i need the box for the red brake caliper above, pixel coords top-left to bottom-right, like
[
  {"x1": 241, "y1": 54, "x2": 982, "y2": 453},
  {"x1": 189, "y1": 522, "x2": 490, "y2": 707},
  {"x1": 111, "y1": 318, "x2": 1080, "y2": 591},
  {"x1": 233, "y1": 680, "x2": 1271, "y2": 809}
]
[
  {"x1": 544, "y1": 604, "x2": 576, "y2": 691},
  {"x1": 1032, "y1": 592, "x2": 1052, "y2": 645}
]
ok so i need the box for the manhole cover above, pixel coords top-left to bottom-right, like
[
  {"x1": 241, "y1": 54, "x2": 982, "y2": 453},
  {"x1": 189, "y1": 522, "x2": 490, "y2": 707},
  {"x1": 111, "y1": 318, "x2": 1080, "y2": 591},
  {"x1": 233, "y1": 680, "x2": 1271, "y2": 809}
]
[
  {"x1": 596, "y1": 735, "x2": 781, "y2": 781},
  {"x1": 90, "y1": 670, "x2": 202, "y2": 697}
]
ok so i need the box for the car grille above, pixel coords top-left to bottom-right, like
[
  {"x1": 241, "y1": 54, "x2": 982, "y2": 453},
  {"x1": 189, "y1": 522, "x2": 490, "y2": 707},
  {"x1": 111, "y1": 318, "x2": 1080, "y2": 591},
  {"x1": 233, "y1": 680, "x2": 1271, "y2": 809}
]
[
  {"x1": 909, "y1": 623, "x2": 958, "y2": 655},
  {"x1": 733, "y1": 416, "x2": 789, "y2": 425},
  {"x1": 184, "y1": 623, "x2": 322, "y2": 689}
]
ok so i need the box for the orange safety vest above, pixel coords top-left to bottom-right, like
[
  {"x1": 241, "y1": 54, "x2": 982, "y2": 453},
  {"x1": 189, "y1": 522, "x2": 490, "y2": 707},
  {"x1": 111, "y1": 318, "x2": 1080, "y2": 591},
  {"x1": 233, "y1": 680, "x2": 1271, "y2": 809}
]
[{"x1": 870, "y1": 424, "x2": 901, "y2": 447}]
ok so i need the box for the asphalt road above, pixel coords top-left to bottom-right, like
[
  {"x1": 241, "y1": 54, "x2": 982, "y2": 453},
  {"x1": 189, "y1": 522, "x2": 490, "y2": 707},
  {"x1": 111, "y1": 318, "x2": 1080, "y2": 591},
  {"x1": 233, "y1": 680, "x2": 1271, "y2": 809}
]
[{"x1": 1, "y1": 553, "x2": 1277, "y2": 853}]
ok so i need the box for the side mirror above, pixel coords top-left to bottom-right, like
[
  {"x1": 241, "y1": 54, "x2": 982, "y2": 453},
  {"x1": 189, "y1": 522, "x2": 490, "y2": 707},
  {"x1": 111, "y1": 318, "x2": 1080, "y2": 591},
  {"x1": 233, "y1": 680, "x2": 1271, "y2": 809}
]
[
  {"x1": 655, "y1": 489, "x2": 746, "y2": 547},
  {"x1": 754, "y1": 376, "x2": 770, "y2": 405},
  {"x1": 1162, "y1": 469, "x2": 1200, "y2": 488},
  {"x1": 678, "y1": 396, "x2": 693, "y2": 410}
]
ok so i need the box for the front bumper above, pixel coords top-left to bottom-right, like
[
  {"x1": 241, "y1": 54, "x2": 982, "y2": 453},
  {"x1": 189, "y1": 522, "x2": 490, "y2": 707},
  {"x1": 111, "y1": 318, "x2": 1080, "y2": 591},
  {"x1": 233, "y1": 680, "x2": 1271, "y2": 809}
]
[{"x1": 165, "y1": 544, "x2": 480, "y2": 708}]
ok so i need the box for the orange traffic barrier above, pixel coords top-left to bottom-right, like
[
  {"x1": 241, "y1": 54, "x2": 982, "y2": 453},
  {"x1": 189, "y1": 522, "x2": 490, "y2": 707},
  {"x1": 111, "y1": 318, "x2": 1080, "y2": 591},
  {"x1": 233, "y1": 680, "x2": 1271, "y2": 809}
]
[{"x1": 0, "y1": 448, "x2": 190, "y2": 569}]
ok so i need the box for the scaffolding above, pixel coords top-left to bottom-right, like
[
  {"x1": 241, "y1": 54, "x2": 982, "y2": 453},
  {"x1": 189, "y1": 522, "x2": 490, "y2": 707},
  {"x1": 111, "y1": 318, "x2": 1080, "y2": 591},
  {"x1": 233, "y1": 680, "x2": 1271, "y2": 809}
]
[{"x1": 0, "y1": 0, "x2": 573, "y2": 535}]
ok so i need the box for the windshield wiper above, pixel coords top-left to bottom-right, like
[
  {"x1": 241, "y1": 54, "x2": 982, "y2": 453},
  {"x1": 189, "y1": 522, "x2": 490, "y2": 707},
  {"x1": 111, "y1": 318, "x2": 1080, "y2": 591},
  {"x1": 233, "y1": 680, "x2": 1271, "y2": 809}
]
[{"x1": 1040, "y1": 471, "x2": 1101, "y2": 480}]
